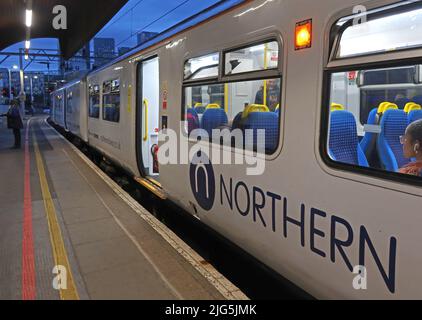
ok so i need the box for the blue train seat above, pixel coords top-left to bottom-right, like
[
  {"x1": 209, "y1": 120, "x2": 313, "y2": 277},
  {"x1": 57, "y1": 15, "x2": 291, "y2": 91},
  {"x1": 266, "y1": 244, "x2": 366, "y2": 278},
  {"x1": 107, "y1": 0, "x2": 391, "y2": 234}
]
[
  {"x1": 360, "y1": 108, "x2": 379, "y2": 158},
  {"x1": 194, "y1": 103, "x2": 206, "y2": 115},
  {"x1": 408, "y1": 109, "x2": 422, "y2": 125},
  {"x1": 329, "y1": 110, "x2": 369, "y2": 167},
  {"x1": 377, "y1": 109, "x2": 409, "y2": 172},
  {"x1": 201, "y1": 105, "x2": 228, "y2": 136},
  {"x1": 232, "y1": 112, "x2": 244, "y2": 131},
  {"x1": 243, "y1": 106, "x2": 279, "y2": 152}
]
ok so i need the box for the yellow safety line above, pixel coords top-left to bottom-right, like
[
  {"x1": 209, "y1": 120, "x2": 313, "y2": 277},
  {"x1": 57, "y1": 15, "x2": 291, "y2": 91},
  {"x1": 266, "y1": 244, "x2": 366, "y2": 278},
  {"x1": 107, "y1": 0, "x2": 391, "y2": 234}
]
[{"x1": 33, "y1": 131, "x2": 79, "y2": 300}]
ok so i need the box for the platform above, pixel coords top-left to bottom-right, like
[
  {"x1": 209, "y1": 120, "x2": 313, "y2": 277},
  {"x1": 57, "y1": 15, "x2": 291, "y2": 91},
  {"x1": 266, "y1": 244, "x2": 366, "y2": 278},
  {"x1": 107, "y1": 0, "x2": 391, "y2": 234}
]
[{"x1": 0, "y1": 116, "x2": 246, "y2": 300}]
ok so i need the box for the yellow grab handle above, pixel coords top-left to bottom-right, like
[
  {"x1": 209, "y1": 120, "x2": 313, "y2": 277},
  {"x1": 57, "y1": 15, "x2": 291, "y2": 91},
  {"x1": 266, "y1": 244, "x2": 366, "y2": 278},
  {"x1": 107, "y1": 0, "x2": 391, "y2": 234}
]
[{"x1": 143, "y1": 98, "x2": 149, "y2": 142}]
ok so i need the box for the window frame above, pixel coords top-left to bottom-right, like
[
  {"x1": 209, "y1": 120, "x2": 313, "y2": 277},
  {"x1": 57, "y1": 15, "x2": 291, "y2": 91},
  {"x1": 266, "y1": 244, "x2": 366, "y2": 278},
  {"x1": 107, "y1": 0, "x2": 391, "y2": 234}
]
[
  {"x1": 101, "y1": 78, "x2": 121, "y2": 123},
  {"x1": 181, "y1": 36, "x2": 284, "y2": 156},
  {"x1": 88, "y1": 84, "x2": 100, "y2": 119},
  {"x1": 222, "y1": 39, "x2": 280, "y2": 77},
  {"x1": 321, "y1": 4, "x2": 422, "y2": 189},
  {"x1": 330, "y1": 1, "x2": 422, "y2": 62},
  {"x1": 183, "y1": 52, "x2": 220, "y2": 83}
]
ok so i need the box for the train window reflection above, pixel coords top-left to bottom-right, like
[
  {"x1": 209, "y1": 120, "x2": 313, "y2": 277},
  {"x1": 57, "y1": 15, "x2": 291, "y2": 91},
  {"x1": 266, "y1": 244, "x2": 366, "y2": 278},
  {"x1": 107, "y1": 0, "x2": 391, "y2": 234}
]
[
  {"x1": 184, "y1": 53, "x2": 219, "y2": 80},
  {"x1": 337, "y1": 5, "x2": 422, "y2": 58},
  {"x1": 327, "y1": 65, "x2": 422, "y2": 179},
  {"x1": 89, "y1": 85, "x2": 100, "y2": 119},
  {"x1": 183, "y1": 77, "x2": 281, "y2": 154},
  {"x1": 102, "y1": 80, "x2": 120, "y2": 123},
  {"x1": 225, "y1": 41, "x2": 279, "y2": 75}
]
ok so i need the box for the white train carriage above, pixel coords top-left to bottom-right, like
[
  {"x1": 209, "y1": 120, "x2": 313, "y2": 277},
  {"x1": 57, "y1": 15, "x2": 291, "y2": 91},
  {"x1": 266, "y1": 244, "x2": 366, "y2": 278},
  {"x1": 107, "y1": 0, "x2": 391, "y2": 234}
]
[
  {"x1": 64, "y1": 79, "x2": 88, "y2": 142},
  {"x1": 52, "y1": 86, "x2": 66, "y2": 129},
  {"x1": 51, "y1": 0, "x2": 422, "y2": 299}
]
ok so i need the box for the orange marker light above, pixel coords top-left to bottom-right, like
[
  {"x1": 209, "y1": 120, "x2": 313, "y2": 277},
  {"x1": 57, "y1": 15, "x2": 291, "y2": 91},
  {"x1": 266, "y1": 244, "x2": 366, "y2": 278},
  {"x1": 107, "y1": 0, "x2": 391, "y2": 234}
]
[{"x1": 295, "y1": 19, "x2": 312, "y2": 50}]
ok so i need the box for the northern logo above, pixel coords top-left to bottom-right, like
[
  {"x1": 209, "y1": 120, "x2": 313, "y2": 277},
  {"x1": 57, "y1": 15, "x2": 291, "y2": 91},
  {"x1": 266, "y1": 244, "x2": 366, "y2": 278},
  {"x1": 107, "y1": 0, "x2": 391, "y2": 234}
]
[{"x1": 189, "y1": 152, "x2": 215, "y2": 211}]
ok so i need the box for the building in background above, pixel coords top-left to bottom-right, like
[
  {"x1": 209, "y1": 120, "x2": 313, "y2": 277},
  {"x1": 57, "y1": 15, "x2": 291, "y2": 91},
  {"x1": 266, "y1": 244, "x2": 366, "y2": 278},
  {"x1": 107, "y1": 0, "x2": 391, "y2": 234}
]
[
  {"x1": 63, "y1": 44, "x2": 91, "y2": 74},
  {"x1": 93, "y1": 38, "x2": 116, "y2": 68},
  {"x1": 137, "y1": 31, "x2": 159, "y2": 46},
  {"x1": 118, "y1": 47, "x2": 131, "y2": 56}
]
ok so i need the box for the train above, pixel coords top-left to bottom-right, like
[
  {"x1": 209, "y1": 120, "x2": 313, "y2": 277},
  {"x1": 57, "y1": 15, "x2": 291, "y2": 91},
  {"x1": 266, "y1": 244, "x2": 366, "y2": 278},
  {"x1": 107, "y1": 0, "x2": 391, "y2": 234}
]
[{"x1": 50, "y1": 0, "x2": 422, "y2": 299}]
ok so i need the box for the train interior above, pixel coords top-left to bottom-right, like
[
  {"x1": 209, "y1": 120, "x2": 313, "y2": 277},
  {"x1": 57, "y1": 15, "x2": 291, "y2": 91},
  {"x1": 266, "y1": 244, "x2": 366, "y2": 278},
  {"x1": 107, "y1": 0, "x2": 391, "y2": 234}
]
[
  {"x1": 329, "y1": 65, "x2": 422, "y2": 176},
  {"x1": 183, "y1": 41, "x2": 281, "y2": 154}
]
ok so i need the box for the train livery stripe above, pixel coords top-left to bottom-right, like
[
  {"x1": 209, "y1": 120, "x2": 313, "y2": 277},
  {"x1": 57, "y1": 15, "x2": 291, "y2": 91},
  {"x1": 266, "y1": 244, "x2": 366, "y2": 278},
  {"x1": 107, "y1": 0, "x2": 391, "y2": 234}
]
[
  {"x1": 22, "y1": 120, "x2": 36, "y2": 300},
  {"x1": 33, "y1": 130, "x2": 79, "y2": 300}
]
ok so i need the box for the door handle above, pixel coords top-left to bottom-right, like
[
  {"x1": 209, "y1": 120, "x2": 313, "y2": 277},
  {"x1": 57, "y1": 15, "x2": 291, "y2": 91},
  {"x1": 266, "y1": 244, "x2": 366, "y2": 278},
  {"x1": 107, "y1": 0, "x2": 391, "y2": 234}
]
[{"x1": 143, "y1": 98, "x2": 149, "y2": 142}]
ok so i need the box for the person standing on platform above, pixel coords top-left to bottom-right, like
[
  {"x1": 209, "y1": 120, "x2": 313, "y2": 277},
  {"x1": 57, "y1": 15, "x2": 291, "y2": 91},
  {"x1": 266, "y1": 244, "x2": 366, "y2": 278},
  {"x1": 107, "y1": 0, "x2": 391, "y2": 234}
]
[{"x1": 0, "y1": 99, "x2": 24, "y2": 149}]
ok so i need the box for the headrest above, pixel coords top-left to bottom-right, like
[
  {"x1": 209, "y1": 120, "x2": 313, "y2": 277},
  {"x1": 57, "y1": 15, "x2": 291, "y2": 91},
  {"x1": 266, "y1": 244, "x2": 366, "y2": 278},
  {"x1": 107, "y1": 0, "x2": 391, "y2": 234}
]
[
  {"x1": 331, "y1": 103, "x2": 345, "y2": 111},
  {"x1": 377, "y1": 102, "x2": 391, "y2": 114},
  {"x1": 377, "y1": 102, "x2": 398, "y2": 114},
  {"x1": 242, "y1": 104, "x2": 269, "y2": 118},
  {"x1": 275, "y1": 104, "x2": 280, "y2": 111},
  {"x1": 206, "y1": 103, "x2": 221, "y2": 109},
  {"x1": 404, "y1": 102, "x2": 422, "y2": 113},
  {"x1": 194, "y1": 103, "x2": 203, "y2": 108}
]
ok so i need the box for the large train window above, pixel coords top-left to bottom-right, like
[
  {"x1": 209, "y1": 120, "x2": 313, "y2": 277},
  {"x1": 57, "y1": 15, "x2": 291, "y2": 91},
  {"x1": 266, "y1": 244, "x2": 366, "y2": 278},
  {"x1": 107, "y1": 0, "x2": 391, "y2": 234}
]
[
  {"x1": 323, "y1": 3, "x2": 422, "y2": 183},
  {"x1": 183, "y1": 39, "x2": 282, "y2": 155},
  {"x1": 102, "y1": 79, "x2": 120, "y2": 123},
  {"x1": 224, "y1": 40, "x2": 279, "y2": 75},
  {"x1": 88, "y1": 85, "x2": 100, "y2": 118}
]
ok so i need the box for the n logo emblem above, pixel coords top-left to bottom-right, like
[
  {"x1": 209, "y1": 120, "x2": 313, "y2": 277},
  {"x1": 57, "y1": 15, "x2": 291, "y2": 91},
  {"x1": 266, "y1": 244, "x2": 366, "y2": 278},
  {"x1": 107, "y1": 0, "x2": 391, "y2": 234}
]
[{"x1": 189, "y1": 153, "x2": 215, "y2": 211}]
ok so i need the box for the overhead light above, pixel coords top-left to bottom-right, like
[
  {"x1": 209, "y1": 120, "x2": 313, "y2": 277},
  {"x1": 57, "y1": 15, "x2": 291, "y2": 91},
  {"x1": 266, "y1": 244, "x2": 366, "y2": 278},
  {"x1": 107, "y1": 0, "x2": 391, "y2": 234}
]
[
  {"x1": 25, "y1": 76, "x2": 28, "y2": 79},
  {"x1": 12, "y1": 65, "x2": 18, "y2": 70},
  {"x1": 26, "y1": 10, "x2": 33, "y2": 27},
  {"x1": 25, "y1": 40, "x2": 30, "y2": 49},
  {"x1": 34, "y1": 76, "x2": 38, "y2": 79},
  {"x1": 25, "y1": 54, "x2": 29, "y2": 60}
]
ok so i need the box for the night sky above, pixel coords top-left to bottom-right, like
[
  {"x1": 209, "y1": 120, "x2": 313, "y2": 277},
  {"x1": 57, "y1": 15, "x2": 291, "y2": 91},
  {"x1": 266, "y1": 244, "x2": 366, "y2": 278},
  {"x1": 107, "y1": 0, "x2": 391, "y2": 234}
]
[{"x1": 0, "y1": 0, "x2": 230, "y2": 72}]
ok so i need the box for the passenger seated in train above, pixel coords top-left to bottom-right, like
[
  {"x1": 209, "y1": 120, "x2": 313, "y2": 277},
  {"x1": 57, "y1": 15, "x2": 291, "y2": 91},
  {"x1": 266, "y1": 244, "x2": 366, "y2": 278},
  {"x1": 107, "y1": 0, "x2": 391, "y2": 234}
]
[
  {"x1": 254, "y1": 79, "x2": 280, "y2": 111},
  {"x1": 399, "y1": 119, "x2": 422, "y2": 177}
]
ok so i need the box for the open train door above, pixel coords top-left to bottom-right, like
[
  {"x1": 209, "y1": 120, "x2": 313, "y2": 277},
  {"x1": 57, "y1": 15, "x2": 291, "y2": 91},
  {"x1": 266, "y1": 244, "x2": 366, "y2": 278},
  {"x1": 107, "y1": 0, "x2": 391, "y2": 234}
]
[{"x1": 136, "y1": 56, "x2": 160, "y2": 184}]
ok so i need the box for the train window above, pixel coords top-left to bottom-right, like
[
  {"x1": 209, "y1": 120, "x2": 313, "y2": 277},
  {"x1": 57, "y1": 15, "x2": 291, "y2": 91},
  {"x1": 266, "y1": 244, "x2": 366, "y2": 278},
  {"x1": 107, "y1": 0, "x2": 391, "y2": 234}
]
[
  {"x1": 102, "y1": 79, "x2": 120, "y2": 123},
  {"x1": 184, "y1": 53, "x2": 219, "y2": 81},
  {"x1": 183, "y1": 77, "x2": 281, "y2": 154},
  {"x1": 224, "y1": 40, "x2": 279, "y2": 75},
  {"x1": 335, "y1": 4, "x2": 422, "y2": 59},
  {"x1": 326, "y1": 65, "x2": 422, "y2": 180},
  {"x1": 324, "y1": 3, "x2": 422, "y2": 183},
  {"x1": 89, "y1": 85, "x2": 100, "y2": 118}
]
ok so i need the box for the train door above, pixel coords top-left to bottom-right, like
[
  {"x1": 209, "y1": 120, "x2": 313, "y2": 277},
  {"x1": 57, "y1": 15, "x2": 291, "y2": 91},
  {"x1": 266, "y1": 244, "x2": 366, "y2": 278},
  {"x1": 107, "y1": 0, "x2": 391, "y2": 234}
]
[{"x1": 136, "y1": 56, "x2": 160, "y2": 182}]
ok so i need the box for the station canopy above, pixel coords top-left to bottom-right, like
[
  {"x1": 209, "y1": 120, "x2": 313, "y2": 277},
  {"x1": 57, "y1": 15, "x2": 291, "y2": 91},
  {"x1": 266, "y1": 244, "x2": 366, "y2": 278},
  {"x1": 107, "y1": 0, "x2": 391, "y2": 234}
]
[{"x1": 0, "y1": 0, "x2": 129, "y2": 59}]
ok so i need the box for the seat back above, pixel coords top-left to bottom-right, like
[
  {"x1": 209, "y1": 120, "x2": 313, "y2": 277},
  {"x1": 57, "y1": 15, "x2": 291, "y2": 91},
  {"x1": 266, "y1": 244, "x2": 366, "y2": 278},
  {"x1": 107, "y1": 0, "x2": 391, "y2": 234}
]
[
  {"x1": 360, "y1": 108, "x2": 380, "y2": 165},
  {"x1": 377, "y1": 109, "x2": 409, "y2": 171},
  {"x1": 329, "y1": 110, "x2": 369, "y2": 167},
  {"x1": 201, "y1": 107, "x2": 228, "y2": 136},
  {"x1": 408, "y1": 109, "x2": 422, "y2": 125},
  {"x1": 194, "y1": 103, "x2": 206, "y2": 115},
  {"x1": 244, "y1": 110, "x2": 279, "y2": 152},
  {"x1": 232, "y1": 112, "x2": 244, "y2": 131}
]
